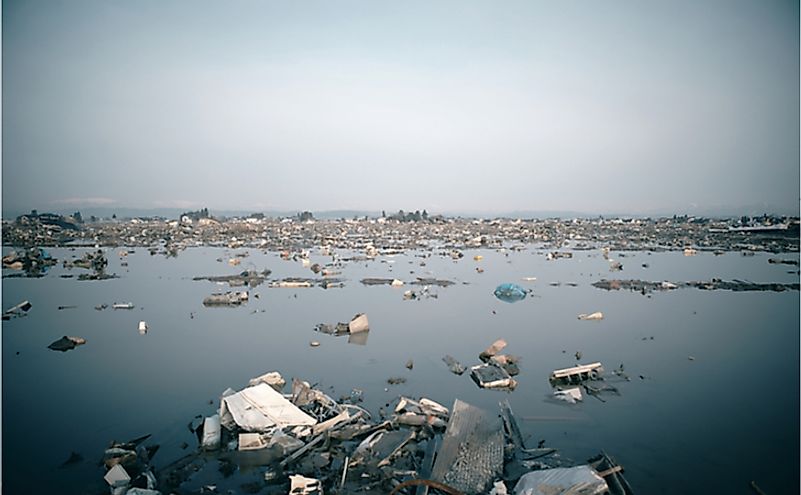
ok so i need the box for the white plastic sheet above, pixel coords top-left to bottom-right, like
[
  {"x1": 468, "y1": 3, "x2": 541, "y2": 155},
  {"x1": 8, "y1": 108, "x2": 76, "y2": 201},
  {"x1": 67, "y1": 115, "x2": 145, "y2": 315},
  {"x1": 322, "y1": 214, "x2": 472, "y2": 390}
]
[
  {"x1": 514, "y1": 466, "x2": 608, "y2": 495},
  {"x1": 220, "y1": 383, "x2": 317, "y2": 432}
]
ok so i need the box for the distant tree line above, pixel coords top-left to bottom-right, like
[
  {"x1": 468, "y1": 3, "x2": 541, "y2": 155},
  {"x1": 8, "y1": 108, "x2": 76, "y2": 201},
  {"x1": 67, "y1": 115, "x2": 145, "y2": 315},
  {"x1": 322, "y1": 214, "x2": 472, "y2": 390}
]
[
  {"x1": 383, "y1": 209, "x2": 430, "y2": 222},
  {"x1": 181, "y1": 208, "x2": 211, "y2": 220}
]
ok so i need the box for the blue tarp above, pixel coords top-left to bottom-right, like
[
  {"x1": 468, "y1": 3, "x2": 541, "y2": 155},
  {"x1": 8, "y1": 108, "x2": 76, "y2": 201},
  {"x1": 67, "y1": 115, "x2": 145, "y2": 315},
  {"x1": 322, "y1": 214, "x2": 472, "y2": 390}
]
[{"x1": 493, "y1": 283, "x2": 528, "y2": 303}]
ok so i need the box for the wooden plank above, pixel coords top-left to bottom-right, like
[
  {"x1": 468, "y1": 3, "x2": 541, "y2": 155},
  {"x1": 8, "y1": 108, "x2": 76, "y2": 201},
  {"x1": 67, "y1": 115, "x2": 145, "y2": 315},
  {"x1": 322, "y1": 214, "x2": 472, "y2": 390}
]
[{"x1": 551, "y1": 362, "x2": 603, "y2": 378}]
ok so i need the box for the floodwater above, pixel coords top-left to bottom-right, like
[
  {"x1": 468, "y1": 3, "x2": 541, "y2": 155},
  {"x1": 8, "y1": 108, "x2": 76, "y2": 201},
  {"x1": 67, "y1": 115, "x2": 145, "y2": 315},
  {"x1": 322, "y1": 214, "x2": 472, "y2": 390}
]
[{"x1": 2, "y1": 246, "x2": 799, "y2": 494}]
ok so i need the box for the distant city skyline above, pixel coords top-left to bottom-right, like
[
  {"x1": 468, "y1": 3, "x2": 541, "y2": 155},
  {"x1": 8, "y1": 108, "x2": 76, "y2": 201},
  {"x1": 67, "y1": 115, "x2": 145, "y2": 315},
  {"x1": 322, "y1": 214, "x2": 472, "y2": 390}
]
[{"x1": 3, "y1": 0, "x2": 799, "y2": 216}]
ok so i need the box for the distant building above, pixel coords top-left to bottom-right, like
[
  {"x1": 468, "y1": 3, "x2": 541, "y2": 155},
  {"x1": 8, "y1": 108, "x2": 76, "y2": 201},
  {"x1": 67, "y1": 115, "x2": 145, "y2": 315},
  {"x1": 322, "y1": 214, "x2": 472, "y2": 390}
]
[{"x1": 16, "y1": 210, "x2": 79, "y2": 230}]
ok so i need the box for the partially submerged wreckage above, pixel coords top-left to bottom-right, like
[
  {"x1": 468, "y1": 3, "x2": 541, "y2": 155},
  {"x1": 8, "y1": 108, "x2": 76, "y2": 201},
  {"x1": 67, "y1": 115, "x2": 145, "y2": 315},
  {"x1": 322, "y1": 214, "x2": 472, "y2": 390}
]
[{"x1": 100, "y1": 369, "x2": 634, "y2": 495}]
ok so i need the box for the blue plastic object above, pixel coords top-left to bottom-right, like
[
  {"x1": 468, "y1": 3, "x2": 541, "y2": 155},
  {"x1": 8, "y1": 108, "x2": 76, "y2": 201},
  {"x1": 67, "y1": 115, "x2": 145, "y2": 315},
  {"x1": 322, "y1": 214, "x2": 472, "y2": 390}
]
[{"x1": 493, "y1": 283, "x2": 528, "y2": 303}]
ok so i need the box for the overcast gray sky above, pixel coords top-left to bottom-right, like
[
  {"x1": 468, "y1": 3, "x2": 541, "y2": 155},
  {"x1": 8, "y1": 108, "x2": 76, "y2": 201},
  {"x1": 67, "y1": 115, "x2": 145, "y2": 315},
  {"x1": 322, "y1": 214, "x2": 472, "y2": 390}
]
[{"x1": 3, "y1": 0, "x2": 799, "y2": 215}]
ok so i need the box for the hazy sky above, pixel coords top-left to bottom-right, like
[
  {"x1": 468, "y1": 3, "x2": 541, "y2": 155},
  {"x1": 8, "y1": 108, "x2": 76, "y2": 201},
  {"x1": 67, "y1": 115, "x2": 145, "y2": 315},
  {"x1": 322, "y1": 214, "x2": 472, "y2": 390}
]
[{"x1": 3, "y1": 0, "x2": 799, "y2": 215}]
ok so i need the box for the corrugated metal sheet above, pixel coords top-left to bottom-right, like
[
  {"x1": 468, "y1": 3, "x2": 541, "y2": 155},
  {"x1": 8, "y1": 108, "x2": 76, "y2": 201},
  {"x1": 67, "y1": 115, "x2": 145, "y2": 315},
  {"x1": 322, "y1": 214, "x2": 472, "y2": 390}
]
[{"x1": 430, "y1": 399, "x2": 504, "y2": 494}]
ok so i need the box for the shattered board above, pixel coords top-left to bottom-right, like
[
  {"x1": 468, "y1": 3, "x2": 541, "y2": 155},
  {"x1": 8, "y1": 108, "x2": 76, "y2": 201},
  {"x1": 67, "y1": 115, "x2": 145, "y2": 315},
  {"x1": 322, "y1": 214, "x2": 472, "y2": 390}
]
[{"x1": 430, "y1": 399, "x2": 504, "y2": 494}]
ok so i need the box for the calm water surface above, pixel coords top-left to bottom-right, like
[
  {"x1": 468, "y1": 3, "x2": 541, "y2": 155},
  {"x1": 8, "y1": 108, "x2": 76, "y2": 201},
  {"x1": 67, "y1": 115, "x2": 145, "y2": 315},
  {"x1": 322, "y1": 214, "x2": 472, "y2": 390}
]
[{"x1": 2, "y1": 247, "x2": 799, "y2": 494}]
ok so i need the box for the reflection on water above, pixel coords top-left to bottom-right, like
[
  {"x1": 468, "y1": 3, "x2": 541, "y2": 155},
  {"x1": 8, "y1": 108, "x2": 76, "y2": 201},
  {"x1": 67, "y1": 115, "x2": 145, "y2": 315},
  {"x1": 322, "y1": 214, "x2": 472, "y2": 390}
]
[{"x1": 2, "y1": 247, "x2": 799, "y2": 494}]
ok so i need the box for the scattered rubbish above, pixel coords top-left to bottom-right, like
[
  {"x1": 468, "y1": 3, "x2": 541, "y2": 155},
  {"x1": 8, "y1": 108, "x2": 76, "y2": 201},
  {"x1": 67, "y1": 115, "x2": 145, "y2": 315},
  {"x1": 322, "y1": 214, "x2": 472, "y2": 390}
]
[
  {"x1": 315, "y1": 313, "x2": 370, "y2": 343},
  {"x1": 593, "y1": 278, "x2": 799, "y2": 293},
  {"x1": 521, "y1": 276, "x2": 537, "y2": 282},
  {"x1": 348, "y1": 313, "x2": 369, "y2": 333},
  {"x1": 47, "y1": 336, "x2": 87, "y2": 352},
  {"x1": 203, "y1": 291, "x2": 249, "y2": 306},
  {"x1": 99, "y1": 433, "x2": 160, "y2": 495},
  {"x1": 514, "y1": 465, "x2": 609, "y2": 495},
  {"x1": 487, "y1": 354, "x2": 521, "y2": 376},
  {"x1": 578, "y1": 312, "x2": 604, "y2": 320},
  {"x1": 547, "y1": 251, "x2": 573, "y2": 260},
  {"x1": 478, "y1": 339, "x2": 520, "y2": 376},
  {"x1": 470, "y1": 363, "x2": 517, "y2": 390},
  {"x1": 126, "y1": 489, "x2": 161, "y2": 495},
  {"x1": 480, "y1": 339, "x2": 507, "y2": 360},
  {"x1": 360, "y1": 278, "x2": 398, "y2": 286},
  {"x1": 220, "y1": 383, "x2": 317, "y2": 432},
  {"x1": 2, "y1": 300, "x2": 32, "y2": 320},
  {"x1": 768, "y1": 258, "x2": 799, "y2": 266},
  {"x1": 289, "y1": 474, "x2": 323, "y2": 494},
  {"x1": 683, "y1": 247, "x2": 698, "y2": 256},
  {"x1": 387, "y1": 377, "x2": 406, "y2": 385},
  {"x1": 550, "y1": 363, "x2": 604, "y2": 385},
  {"x1": 237, "y1": 432, "x2": 268, "y2": 451},
  {"x1": 310, "y1": 341, "x2": 320, "y2": 347},
  {"x1": 248, "y1": 371, "x2": 286, "y2": 391},
  {"x1": 135, "y1": 365, "x2": 634, "y2": 494},
  {"x1": 201, "y1": 415, "x2": 222, "y2": 450},
  {"x1": 138, "y1": 321, "x2": 148, "y2": 334},
  {"x1": 64, "y1": 250, "x2": 117, "y2": 280},
  {"x1": 411, "y1": 277, "x2": 455, "y2": 287},
  {"x1": 405, "y1": 359, "x2": 414, "y2": 370},
  {"x1": 57, "y1": 305, "x2": 77, "y2": 310},
  {"x1": 113, "y1": 302, "x2": 135, "y2": 310},
  {"x1": 609, "y1": 261, "x2": 623, "y2": 272},
  {"x1": 402, "y1": 285, "x2": 438, "y2": 301},
  {"x1": 489, "y1": 480, "x2": 508, "y2": 495},
  {"x1": 588, "y1": 451, "x2": 634, "y2": 494},
  {"x1": 270, "y1": 279, "x2": 313, "y2": 288},
  {"x1": 553, "y1": 387, "x2": 583, "y2": 404},
  {"x1": 104, "y1": 464, "x2": 131, "y2": 488},
  {"x1": 494, "y1": 283, "x2": 528, "y2": 303},
  {"x1": 193, "y1": 270, "x2": 271, "y2": 287},
  {"x1": 442, "y1": 355, "x2": 466, "y2": 375},
  {"x1": 2, "y1": 247, "x2": 56, "y2": 277}
]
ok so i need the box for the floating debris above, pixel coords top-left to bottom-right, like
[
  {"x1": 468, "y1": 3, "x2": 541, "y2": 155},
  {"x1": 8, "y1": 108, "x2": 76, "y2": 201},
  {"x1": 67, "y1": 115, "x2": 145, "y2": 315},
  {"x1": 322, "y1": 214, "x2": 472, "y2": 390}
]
[
  {"x1": 470, "y1": 363, "x2": 517, "y2": 390},
  {"x1": 494, "y1": 283, "x2": 528, "y2": 303},
  {"x1": 2, "y1": 300, "x2": 32, "y2": 320},
  {"x1": 192, "y1": 270, "x2": 271, "y2": 287},
  {"x1": 202, "y1": 291, "x2": 248, "y2": 306},
  {"x1": 442, "y1": 355, "x2": 466, "y2": 375},
  {"x1": 593, "y1": 278, "x2": 799, "y2": 293},
  {"x1": 47, "y1": 336, "x2": 87, "y2": 352}
]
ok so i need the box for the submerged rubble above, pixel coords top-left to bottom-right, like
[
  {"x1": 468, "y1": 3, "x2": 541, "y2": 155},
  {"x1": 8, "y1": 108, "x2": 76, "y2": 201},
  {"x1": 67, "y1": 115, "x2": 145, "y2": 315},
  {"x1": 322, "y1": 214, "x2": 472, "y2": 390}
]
[
  {"x1": 315, "y1": 314, "x2": 370, "y2": 339},
  {"x1": 2, "y1": 300, "x2": 32, "y2": 320},
  {"x1": 47, "y1": 335, "x2": 87, "y2": 352},
  {"x1": 139, "y1": 371, "x2": 635, "y2": 495},
  {"x1": 593, "y1": 278, "x2": 799, "y2": 294},
  {"x1": 2, "y1": 247, "x2": 56, "y2": 277},
  {"x1": 203, "y1": 291, "x2": 249, "y2": 306},
  {"x1": 193, "y1": 270, "x2": 271, "y2": 287}
]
